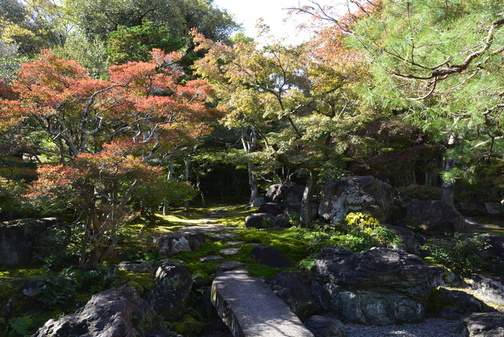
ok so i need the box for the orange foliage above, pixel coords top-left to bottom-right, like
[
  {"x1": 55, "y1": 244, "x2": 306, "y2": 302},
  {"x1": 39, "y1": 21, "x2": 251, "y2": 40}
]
[
  {"x1": 0, "y1": 48, "x2": 219, "y2": 157},
  {"x1": 24, "y1": 164, "x2": 84, "y2": 198}
]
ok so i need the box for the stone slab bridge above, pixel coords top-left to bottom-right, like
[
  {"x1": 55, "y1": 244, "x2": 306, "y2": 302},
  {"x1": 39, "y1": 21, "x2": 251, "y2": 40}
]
[{"x1": 211, "y1": 269, "x2": 314, "y2": 337}]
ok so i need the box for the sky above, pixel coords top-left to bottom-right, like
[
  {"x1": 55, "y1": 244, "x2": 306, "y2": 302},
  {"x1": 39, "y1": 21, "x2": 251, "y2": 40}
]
[{"x1": 212, "y1": 0, "x2": 339, "y2": 45}]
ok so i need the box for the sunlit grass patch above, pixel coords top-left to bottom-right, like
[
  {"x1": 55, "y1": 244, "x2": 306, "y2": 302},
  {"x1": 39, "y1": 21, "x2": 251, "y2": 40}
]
[{"x1": 0, "y1": 267, "x2": 47, "y2": 281}]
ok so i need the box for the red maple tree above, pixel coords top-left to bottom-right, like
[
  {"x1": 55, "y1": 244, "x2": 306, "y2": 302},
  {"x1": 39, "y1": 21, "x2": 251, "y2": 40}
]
[{"x1": 1, "y1": 49, "x2": 223, "y2": 266}]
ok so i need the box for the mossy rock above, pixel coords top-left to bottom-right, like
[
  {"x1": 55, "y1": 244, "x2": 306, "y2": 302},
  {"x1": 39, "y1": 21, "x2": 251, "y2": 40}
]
[
  {"x1": 170, "y1": 314, "x2": 205, "y2": 336},
  {"x1": 113, "y1": 270, "x2": 154, "y2": 295}
]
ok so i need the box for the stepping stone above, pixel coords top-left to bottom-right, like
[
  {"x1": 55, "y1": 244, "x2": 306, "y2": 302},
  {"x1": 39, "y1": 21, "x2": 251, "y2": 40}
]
[
  {"x1": 216, "y1": 261, "x2": 246, "y2": 274},
  {"x1": 226, "y1": 241, "x2": 246, "y2": 246},
  {"x1": 212, "y1": 270, "x2": 314, "y2": 337},
  {"x1": 249, "y1": 245, "x2": 292, "y2": 268},
  {"x1": 199, "y1": 255, "x2": 225, "y2": 262},
  {"x1": 219, "y1": 248, "x2": 241, "y2": 255},
  {"x1": 209, "y1": 233, "x2": 240, "y2": 241}
]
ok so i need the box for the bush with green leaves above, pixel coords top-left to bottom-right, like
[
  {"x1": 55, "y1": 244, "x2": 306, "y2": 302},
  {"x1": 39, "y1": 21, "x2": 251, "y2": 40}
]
[
  {"x1": 37, "y1": 272, "x2": 77, "y2": 308},
  {"x1": 342, "y1": 212, "x2": 402, "y2": 251},
  {"x1": 0, "y1": 315, "x2": 33, "y2": 337},
  {"x1": 420, "y1": 233, "x2": 491, "y2": 275}
]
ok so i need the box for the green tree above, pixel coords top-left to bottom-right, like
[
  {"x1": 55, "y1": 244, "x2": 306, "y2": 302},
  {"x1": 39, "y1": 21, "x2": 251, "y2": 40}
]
[
  {"x1": 193, "y1": 27, "x2": 368, "y2": 225},
  {"x1": 0, "y1": 0, "x2": 69, "y2": 55},
  {"x1": 63, "y1": 0, "x2": 238, "y2": 43},
  {"x1": 344, "y1": 0, "x2": 504, "y2": 205},
  {"x1": 106, "y1": 21, "x2": 187, "y2": 64}
]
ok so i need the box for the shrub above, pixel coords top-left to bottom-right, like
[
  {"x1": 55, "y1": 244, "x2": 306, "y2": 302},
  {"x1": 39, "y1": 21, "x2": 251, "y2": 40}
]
[
  {"x1": 344, "y1": 212, "x2": 381, "y2": 230},
  {"x1": 342, "y1": 212, "x2": 402, "y2": 251},
  {"x1": 397, "y1": 184, "x2": 441, "y2": 201},
  {"x1": 420, "y1": 233, "x2": 491, "y2": 275},
  {"x1": 37, "y1": 275, "x2": 77, "y2": 308}
]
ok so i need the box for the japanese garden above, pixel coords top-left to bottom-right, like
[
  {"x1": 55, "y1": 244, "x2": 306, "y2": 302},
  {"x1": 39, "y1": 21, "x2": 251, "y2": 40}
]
[{"x1": 0, "y1": 0, "x2": 503, "y2": 336}]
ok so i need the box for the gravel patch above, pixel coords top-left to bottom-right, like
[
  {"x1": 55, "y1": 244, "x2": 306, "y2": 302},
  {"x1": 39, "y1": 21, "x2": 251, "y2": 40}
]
[{"x1": 345, "y1": 318, "x2": 465, "y2": 337}]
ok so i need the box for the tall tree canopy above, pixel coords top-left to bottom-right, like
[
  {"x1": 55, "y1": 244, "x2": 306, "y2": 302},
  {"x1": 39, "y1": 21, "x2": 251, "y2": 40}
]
[
  {"x1": 192, "y1": 26, "x2": 370, "y2": 224},
  {"x1": 342, "y1": 0, "x2": 504, "y2": 204},
  {"x1": 62, "y1": 0, "x2": 238, "y2": 42}
]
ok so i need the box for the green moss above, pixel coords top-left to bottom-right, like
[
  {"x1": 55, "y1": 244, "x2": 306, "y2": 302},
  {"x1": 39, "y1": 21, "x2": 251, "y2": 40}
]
[
  {"x1": 170, "y1": 314, "x2": 205, "y2": 336},
  {"x1": 0, "y1": 280, "x2": 14, "y2": 300},
  {"x1": 113, "y1": 270, "x2": 154, "y2": 295},
  {"x1": 245, "y1": 264, "x2": 286, "y2": 279},
  {"x1": 0, "y1": 267, "x2": 46, "y2": 282}
]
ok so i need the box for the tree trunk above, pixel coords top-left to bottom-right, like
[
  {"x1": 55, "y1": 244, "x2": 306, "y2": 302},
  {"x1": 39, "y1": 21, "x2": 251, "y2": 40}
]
[
  {"x1": 78, "y1": 217, "x2": 91, "y2": 269},
  {"x1": 300, "y1": 170, "x2": 319, "y2": 227},
  {"x1": 241, "y1": 127, "x2": 259, "y2": 207},
  {"x1": 247, "y1": 161, "x2": 259, "y2": 205},
  {"x1": 440, "y1": 157, "x2": 455, "y2": 206},
  {"x1": 441, "y1": 135, "x2": 456, "y2": 206},
  {"x1": 184, "y1": 155, "x2": 190, "y2": 210},
  {"x1": 163, "y1": 157, "x2": 175, "y2": 215}
]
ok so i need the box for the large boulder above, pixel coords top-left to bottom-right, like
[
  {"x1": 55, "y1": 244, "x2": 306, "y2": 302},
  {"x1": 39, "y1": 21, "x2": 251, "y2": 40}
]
[
  {"x1": 244, "y1": 213, "x2": 289, "y2": 228},
  {"x1": 318, "y1": 176, "x2": 394, "y2": 224},
  {"x1": 405, "y1": 199, "x2": 470, "y2": 232},
  {"x1": 266, "y1": 183, "x2": 305, "y2": 206},
  {"x1": 156, "y1": 231, "x2": 205, "y2": 256},
  {"x1": 249, "y1": 245, "x2": 293, "y2": 268},
  {"x1": 148, "y1": 259, "x2": 193, "y2": 321},
  {"x1": 428, "y1": 287, "x2": 495, "y2": 320},
  {"x1": 258, "y1": 202, "x2": 284, "y2": 216},
  {"x1": 463, "y1": 312, "x2": 504, "y2": 337},
  {"x1": 303, "y1": 315, "x2": 347, "y2": 337},
  {"x1": 310, "y1": 247, "x2": 432, "y2": 325},
  {"x1": 33, "y1": 286, "x2": 177, "y2": 337},
  {"x1": 469, "y1": 275, "x2": 504, "y2": 306},
  {"x1": 0, "y1": 217, "x2": 69, "y2": 266},
  {"x1": 269, "y1": 271, "x2": 322, "y2": 321}
]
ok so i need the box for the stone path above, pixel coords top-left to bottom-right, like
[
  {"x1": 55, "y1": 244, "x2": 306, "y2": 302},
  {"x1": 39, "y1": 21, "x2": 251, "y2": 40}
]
[
  {"x1": 162, "y1": 221, "x2": 312, "y2": 337},
  {"x1": 212, "y1": 269, "x2": 314, "y2": 337}
]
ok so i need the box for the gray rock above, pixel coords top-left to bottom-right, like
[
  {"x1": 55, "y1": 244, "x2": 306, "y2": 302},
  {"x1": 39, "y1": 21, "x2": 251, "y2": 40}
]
[
  {"x1": 469, "y1": 275, "x2": 504, "y2": 306},
  {"x1": 245, "y1": 213, "x2": 290, "y2": 228},
  {"x1": 269, "y1": 271, "x2": 322, "y2": 321},
  {"x1": 148, "y1": 259, "x2": 192, "y2": 321},
  {"x1": 245, "y1": 213, "x2": 271, "y2": 228},
  {"x1": 156, "y1": 231, "x2": 205, "y2": 256},
  {"x1": 117, "y1": 260, "x2": 153, "y2": 273},
  {"x1": 463, "y1": 312, "x2": 504, "y2": 337},
  {"x1": 226, "y1": 241, "x2": 246, "y2": 246},
  {"x1": 383, "y1": 224, "x2": 420, "y2": 254},
  {"x1": 249, "y1": 245, "x2": 293, "y2": 268},
  {"x1": 318, "y1": 176, "x2": 394, "y2": 224},
  {"x1": 219, "y1": 248, "x2": 241, "y2": 255},
  {"x1": 405, "y1": 199, "x2": 470, "y2": 232},
  {"x1": 216, "y1": 261, "x2": 246, "y2": 274},
  {"x1": 304, "y1": 315, "x2": 346, "y2": 337},
  {"x1": 428, "y1": 287, "x2": 495, "y2": 320},
  {"x1": 266, "y1": 183, "x2": 304, "y2": 205},
  {"x1": 258, "y1": 202, "x2": 284, "y2": 216},
  {"x1": 33, "y1": 286, "x2": 177, "y2": 337},
  {"x1": 208, "y1": 233, "x2": 240, "y2": 241},
  {"x1": 485, "y1": 202, "x2": 504, "y2": 215},
  {"x1": 310, "y1": 247, "x2": 432, "y2": 325},
  {"x1": 0, "y1": 217, "x2": 69, "y2": 266},
  {"x1": 199, "y1": 255, "x2": 225, "y2": 262}
]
